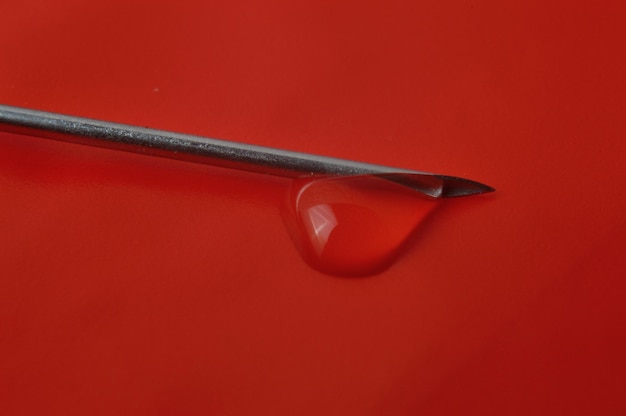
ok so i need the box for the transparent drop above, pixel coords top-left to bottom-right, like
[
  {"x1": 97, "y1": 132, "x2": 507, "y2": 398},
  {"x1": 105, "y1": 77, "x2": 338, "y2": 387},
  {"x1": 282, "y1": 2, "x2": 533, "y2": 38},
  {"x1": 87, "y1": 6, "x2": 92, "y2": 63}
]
[{"x1": 282, "y1": 175, "x2": 441, "y2": 276}]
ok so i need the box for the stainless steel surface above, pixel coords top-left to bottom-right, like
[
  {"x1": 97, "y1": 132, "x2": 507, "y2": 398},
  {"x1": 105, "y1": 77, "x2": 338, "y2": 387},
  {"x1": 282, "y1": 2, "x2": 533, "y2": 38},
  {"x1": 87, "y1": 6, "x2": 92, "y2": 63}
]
[{"x1": 0, "y1": 104, "x2": 494, "y2": 197}]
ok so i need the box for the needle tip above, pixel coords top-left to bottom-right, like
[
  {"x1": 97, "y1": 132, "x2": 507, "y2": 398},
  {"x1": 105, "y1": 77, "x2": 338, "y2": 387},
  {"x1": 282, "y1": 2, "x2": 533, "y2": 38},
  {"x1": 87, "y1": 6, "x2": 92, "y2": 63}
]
[
  {"x1": 374, "y1": 173, "x2": 494, "y2": 198},
  {"x1": 438, "y1": 175, "x2": 495, "y2": 197}
]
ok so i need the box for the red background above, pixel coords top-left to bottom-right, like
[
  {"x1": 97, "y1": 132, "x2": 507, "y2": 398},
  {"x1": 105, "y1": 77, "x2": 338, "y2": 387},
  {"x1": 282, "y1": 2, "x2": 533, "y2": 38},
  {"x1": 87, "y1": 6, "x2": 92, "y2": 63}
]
[{"x1": 1, "y1": 1, "x2": 625, "y2": 414}]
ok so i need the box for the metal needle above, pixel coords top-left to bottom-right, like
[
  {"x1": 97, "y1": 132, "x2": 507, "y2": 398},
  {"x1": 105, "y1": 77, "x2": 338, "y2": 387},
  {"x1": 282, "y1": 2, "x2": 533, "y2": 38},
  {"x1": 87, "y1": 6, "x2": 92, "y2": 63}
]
[{"x1": 0, "y1": 104, "x2": 494, "y2": 198}]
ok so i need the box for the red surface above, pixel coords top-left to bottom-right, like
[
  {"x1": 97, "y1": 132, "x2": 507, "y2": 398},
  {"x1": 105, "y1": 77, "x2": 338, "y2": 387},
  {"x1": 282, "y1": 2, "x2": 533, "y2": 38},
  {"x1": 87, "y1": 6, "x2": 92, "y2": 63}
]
[{"x1": 1, "y1": 0, "x2": 625, "y2": 414}]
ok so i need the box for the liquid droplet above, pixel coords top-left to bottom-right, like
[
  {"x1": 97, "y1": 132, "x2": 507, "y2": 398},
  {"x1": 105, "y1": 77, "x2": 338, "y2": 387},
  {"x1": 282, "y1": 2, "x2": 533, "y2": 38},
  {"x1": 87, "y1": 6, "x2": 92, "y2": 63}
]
[{"x1": 282, "y1": 175, "x2": 441, "y2": 276}]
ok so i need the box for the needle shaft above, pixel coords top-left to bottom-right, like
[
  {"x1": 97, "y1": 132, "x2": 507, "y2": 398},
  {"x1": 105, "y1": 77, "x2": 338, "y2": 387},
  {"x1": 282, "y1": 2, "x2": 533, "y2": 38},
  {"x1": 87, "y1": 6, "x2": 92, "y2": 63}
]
[{"x1": 0, "y1": 104, "x2": 493, "y2": 198}]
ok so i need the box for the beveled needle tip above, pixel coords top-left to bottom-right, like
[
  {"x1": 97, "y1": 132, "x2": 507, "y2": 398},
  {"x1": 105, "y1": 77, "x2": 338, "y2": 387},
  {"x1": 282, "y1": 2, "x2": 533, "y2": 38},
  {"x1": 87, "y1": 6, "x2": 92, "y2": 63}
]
[
  {"x1": 373, "y1": 172, "x2": 494, "y2": 198},
  {"x1": 438, "y1": 175, "x2": 496, "y2": 197}
]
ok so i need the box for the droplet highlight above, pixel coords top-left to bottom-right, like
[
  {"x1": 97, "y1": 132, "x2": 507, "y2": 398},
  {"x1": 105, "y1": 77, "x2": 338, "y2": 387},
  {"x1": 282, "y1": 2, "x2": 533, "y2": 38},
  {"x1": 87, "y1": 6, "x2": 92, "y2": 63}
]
[{"x1": 282, "y1": 175, "x2": 442, "y2": 276}]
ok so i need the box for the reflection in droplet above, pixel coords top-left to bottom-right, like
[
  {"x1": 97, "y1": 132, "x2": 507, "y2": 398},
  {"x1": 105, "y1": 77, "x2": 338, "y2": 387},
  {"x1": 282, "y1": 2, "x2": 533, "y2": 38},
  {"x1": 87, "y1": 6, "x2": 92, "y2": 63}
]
[
  {"x1": 301, "y1": 203, "x2": 338, "y2": 256},
  {"x1": 282, "y1": 175, "x2": 442, "y2": 276}
]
